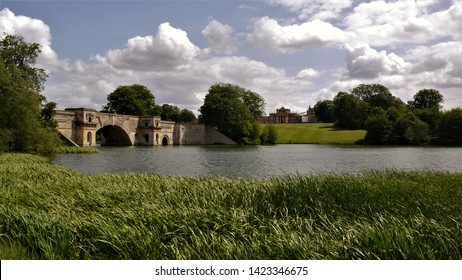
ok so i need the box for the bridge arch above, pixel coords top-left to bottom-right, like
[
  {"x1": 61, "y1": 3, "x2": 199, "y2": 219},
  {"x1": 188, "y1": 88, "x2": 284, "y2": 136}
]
[
  {"x1": 97, "y1": 125, "x2": 132, "y2": 146},
  {"x1": 162, "y1": 135, "x2": 169, "y2": 146}
]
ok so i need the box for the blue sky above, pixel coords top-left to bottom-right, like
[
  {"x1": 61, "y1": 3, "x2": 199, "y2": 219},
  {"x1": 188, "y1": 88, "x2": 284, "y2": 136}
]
[{"x1": 1, "y1": 0, "x2": 461, "y2": 114}]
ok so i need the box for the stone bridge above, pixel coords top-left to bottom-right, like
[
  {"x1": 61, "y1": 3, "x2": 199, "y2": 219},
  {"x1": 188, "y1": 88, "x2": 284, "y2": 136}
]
[{"x1": 54, "y1": 108, "x2": 235, "y2": 147}]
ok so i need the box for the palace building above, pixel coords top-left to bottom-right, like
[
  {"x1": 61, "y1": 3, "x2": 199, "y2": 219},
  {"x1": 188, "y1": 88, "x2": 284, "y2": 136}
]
[{"x1": 260, "y1": 106, "x2": 317, "y2": 124}]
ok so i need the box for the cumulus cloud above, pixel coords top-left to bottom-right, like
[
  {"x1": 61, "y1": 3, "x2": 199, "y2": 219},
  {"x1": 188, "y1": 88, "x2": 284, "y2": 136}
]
[
  {"x1": 344, "y1": 43, "x2": 410, "y2": 79},
  {"x1": 0, "y1": 8, "x2": 58, "y2": 65},
  {"x1": 247, "y1": 16, "x2": 347, "y2": 53},
  {"x1": 201, "y1": 19, "x2": 238, "y2": 55},
  {"x1": 105, "y1": 22, "x2": 200, "y2": 71},
  {"x1": 343, "y1": 0, "x2": 461, "y2": 46},
  {"x1": 296, "y1": 68, "x2": 320, "y2": 79}
]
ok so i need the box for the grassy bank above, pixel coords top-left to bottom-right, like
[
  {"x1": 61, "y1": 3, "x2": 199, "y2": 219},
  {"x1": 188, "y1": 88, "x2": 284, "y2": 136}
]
[
  {"x1": 1, "y1": 153, "x2": 461, "y2": 259},
  {"x1": 270, "y1": 123, "x2": 366, "y2": 144}
]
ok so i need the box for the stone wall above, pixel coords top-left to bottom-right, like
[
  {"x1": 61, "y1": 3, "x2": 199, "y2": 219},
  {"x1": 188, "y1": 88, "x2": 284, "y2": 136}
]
[{"x1": 173, "y1": 124, "x2": 236, "y2": 145}]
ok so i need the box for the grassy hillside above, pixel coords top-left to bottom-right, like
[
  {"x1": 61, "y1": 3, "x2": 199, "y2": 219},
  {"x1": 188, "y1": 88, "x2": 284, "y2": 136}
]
[
  {"x1": 270, "y1": 123, "x2": 366, "y2": 144},
  {"x1": 1, "y1": 153, "x2": 461, "y2": 259}
]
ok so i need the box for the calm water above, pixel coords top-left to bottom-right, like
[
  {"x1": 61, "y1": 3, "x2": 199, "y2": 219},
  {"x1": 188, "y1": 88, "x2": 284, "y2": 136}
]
[{"x1": 52, "y1": 145, "x2": 462, "y2": 178}]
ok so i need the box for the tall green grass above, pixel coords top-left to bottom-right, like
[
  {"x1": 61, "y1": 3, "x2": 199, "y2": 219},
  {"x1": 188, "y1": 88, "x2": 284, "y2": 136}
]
[
  {"x1": 0, "y1": 153, "x2": 461, "y2": 259},
  {"x1": 54, "y1": 146, "x2": 99, "y2": 154}
]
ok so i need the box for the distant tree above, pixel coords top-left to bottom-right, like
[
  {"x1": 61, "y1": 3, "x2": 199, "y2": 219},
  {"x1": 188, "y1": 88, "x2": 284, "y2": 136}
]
[
  {"x1": 351, "y1": 84, "x2": 395, "y2": 110},
  {"x1": 260, "y1": 124, "x2": 278, "y2": 144},
  {"x1": 179, "y1": 108, "x2": 197, "y2": 122},
  {"x1": 410, "y1": 89, "x2": 443, "y2": 111},
  {"x1": 199, "y1": 83, "x2": 265, "y2": 144},
  {"x1": 412, "y1": 108, "x2": 441, "y2": 139},
  {"x1": 388, "y1": 112, "x2": 430, "y2": 145},
  {"x1": 364, "y1": 108, "x2": 392, "y2": 144},
  {"x1": 161, "y1": 104, "x2": 181, "y2": 121},
  {"x1": 333, "y1": 92, "x2": 368, "y2": 129},
  {"x1": 437, "y1": 108, "x2": 462, "y2": 145},
  {"x1": 102, "y1": 84, "x2": 156, "y2": 115},
  {"x1": 0, "y1": 34, "x2": 59, "y2": 155},
  {"x1": 314, "y1": 100, "x2": 335, "y2": 123},
  {"x1": 410, "y1": 89, "x2": 444, "y2": 139},
  {"x1": 242, "y1": 89, "x2": 266, "y2": 121}
]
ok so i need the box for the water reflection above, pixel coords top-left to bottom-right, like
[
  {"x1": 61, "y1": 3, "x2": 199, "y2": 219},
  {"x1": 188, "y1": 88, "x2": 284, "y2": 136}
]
[{"x1": 53, "y1": 145, "x2": 462, "y2": 178}]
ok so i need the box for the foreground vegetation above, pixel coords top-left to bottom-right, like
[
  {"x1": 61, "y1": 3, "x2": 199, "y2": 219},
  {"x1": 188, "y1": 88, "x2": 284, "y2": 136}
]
[
  {"x1": 271, "y1": 123, "x2": 366, "y2": 144},
  {"x1": 1, "y1": 153, "x2": 461, "y2": 260}
]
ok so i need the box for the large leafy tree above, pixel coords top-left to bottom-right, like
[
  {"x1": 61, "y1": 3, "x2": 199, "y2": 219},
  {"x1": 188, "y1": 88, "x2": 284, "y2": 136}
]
[
  {"x1": 410, "y1": 89, "x2": 444, "y2": 138},
  {"x1": 102, "y1": 84, "x2": 156, "y2": 115},
  {"x1": 0, "y1": 34, "x2": 59, "y2": 155},
  {"x1": 410, "y1": 89, "x2": 443, "y2": 111},
  {"x1": 160, "y1": 104, "x2": 181, "y2": 121},
  {"x1": 199, "y1": 83, "x2": 265, "y2": 144},
  {"x1": 314, "y1": 100, "x2": 335, "y2": 123},
  {"x1": 438, "y1": 108, "x2": 462, "y2": 145},
  {"x1": 351, "y1": 83, "x2": 396, "y2": 110},
  {"x1": 333, "y1": 91, "x2": 368, "y2": 129}
]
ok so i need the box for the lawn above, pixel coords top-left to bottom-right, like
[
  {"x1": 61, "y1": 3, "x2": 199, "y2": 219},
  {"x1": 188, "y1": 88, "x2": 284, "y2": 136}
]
[{"x1": 269, "y1": 123, "x2": 366, "y2": 144}]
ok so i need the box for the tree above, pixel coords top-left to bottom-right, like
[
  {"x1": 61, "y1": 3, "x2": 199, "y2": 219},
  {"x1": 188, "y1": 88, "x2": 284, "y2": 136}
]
[
  {"x1": 260, "y1": 124, "x2": 278, "y2": 144},
  {"x1": 0, "y1": 34, "x2": 48, "y2": 93},
  {"x1": 160, "y1": 104, "x2": 181, "y2": 121},
  {"x1": 351, "y1": 84, "x2": 395, "y2": 110},
  {"x1": 179, "y1": 108, "x2": 197, "y2": 122},
  {"x1": 314, "y1": 100, "x2": 335, "y2": 123},
  {"x1": 242, "y1": 89, "x2": 266, "y2": 121},
  {"x1": 388, "y1": 112, "x2": 430, "y2": 145},
  {"x1": 333, "y1": 92, "x2": 368, "y2": 129},
  {"x1": 364, "y1": 108, "x2": 392, "y2": 144},
  {"x1": 410, "y1": 89, "x2": 444, "y2": 139},
  {"x1": 199, "y1": 83, "x2": 265, "y2": 144},
  {"x1": 102, "y1": 84, "x2": 156, "y2": 115},
  {"x1": 0, "y1": 34, "x2": 59, "y2": 155},
  {"x1": 438, "y1": 108, "x2": 462, "y2": 145},
  {"x1": 410, "y1": 89, "x2": 443, "y2": 111}
]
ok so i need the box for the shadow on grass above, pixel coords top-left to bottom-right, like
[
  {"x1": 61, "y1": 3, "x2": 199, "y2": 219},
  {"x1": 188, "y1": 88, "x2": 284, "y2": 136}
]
[{"x1": 319, "y1": 125, "x2": 358, "y2": 132}]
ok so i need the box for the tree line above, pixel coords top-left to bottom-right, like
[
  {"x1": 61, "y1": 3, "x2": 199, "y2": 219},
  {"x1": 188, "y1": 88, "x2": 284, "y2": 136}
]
[
  {"x1": 314, "y1": 84, "x2": 462, "y2": 145},
  {"x1": 101, "y1": 84, "x2": 196, "y2": 123}
]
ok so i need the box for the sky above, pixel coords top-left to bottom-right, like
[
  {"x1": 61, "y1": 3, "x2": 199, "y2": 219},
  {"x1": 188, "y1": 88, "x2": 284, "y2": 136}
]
[{"x1": 0, "y1": 0, "x2": 461, "y2": 115}]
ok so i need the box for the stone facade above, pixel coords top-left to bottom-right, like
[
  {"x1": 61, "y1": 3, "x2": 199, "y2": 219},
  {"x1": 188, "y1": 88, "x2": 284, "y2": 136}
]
[
  {"x1": 55, "y1": 108, "x2": 235, "y2": 147},
  {"x1": 261, "y1": 106, "x2": 317, "y2": 124}
]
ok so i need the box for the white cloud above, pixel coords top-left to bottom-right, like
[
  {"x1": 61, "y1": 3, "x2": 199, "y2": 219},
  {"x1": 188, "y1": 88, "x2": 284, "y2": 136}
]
[
  {"x1": 343, "y1": 0, "x2": 460, "y2": 46},
  {"x1": 296, "y1": 68, "x2": 320, "y2": 79},
  {"x1": 247, "y1": 16, "x2": 347, "y2": 53},
  {"x1": 267, "y1": 0, "x2": 353, "y2": 21},
  {"x1": 0, "y1": 8, "x2": 58, "y2": 65},
  {"x1": 105, "y1": 22, "x2": 200, "y2": 71},
  {"x1": 344, "y1": 43, "x2": 410, "y2": 79},
  {"x1": 201, "y1": 19, "x2": 238, "y2": 55}
]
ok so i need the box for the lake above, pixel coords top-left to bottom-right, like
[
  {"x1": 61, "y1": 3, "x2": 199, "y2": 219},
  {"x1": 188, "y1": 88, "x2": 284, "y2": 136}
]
[{"x1": 52, "y1": 145, "x2": 462, "y2": 178}]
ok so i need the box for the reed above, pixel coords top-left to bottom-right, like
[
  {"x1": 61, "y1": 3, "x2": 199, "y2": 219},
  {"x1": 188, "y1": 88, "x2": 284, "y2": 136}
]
[
  {"x1": 54, "y1": 146, "x2": 99, "y2": 154},
  {"x1": 1, "y1": 153, "x2": 461, "y2": 259}
]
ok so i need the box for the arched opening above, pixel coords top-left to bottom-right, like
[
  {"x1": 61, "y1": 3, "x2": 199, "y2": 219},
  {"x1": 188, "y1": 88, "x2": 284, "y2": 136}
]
[
  {"x1": 162, "y1": 136, "x2": 169, "y2": 146},
  {"x1": 144, "y1": 133, "x2": 149, "y2": 143},
  {"x1": 96, "y1": 125, "x2": 132, "y2": 146},
  {"x1": 87, "y1": 131, "x2": 92, "y2": 146}
]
